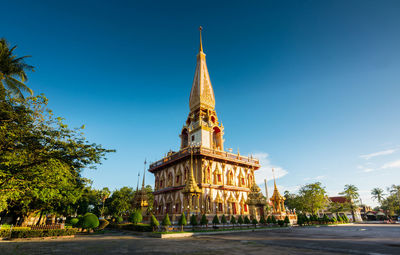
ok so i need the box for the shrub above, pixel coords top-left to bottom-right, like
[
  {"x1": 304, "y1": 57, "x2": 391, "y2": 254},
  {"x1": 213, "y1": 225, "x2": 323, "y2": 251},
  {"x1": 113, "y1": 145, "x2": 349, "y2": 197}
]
[
  {"x1": 297, "y1": 214, "x2": 303, "y2": 226},
  {"x1": 252, "y1": 218, "x2": 258, "y2": 228},
  {"x1": 271, "y1": 215, "x2": 277, "y2": 224},
  {"x1": 244, "y1": 215, "x2": 251, "y2": 226},
  {"x1": 162, "y1": 213, "x2": 171, "y2": 231},
  {"x1": 178, "y1": 214, "x2": 187, "y2": 231},
  {"x1": 259, "y1": 216, "x2": 266, "y2": 225},
  {"x1": 150, "y1": 214, "x2": 160, "y2": 231},
  {"x1": 266, "y1": 216, "x2": 272, "y2": 224},
  {"x1": 212, "y1": 215, "x2": 220, "y2": 226},
  {"x1": 190, "y1": 214, "x2": 198, "y2": 229},
  {"x1": 114, "y1": 216, "x2": 123, "y2": 223},
  {"x1": 109, "y1": 223, "x2": 152, "y2": 232},
  {"x1": 277, "y1": 220, "x2": 284, "y2": 227},
  {"x1": 81, "y1": 213, "x2": 99, "y2": 230},
  {"x1": 284, "y1": 216, "x2": 290, "y2": 226},
  {"x1": 0, "y1": 228, "x2": 78, "y2": 239},
  {"x1": 70, "y1": 218, "x2": 79, "y2": 226},
  {"x1": 230, "y1": 215, "x2": 237, "y2": 228},
  {"x1": 237, "y1": 215, "x2": 244, "y2": 227},
  {"x1": 200, "y1": 214, "x2": 208, "y2": 227},
  {"x1": 129, "y1": 210, "x2": 143, "y2": 225},
  {"x1": 97, "y1": 219, "x2": 109, "y2": 230},
  {"x1": 221, "y1": 214, "x2": 227, "y2": 229},
  {"x1": 331, "y1": 216, "x2": 337, "y2": 223},
  {"x1": 322, "y1": 214, "x2": 330, "y2": 224}
]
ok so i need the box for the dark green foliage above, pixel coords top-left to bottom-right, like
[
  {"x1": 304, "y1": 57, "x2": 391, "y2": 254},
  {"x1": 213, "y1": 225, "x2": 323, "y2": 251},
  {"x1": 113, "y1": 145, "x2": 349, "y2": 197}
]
[
  {"x1": 0, "y1": 228, "x2": 78, "y2": 239},
  {"x1": 162, "y1": 213, "x2": 171, "y2": 227},
  {"x1": 277, "y1": 220, "x2": 284, "y2": 227},
  {"x1": 259, "y1": 215, "x2": 266, "y2": 224},
  {"x1": 297, "y1": 214, "x2": 303, "y2": 226},
  {"x1": 81, "y1": 213, "x2": 99, "y2": 230},
  {"x1": 150, "y1": 214, "x2": 160, "y2": 231},
  {"x1": 116, "y1": 216, "x2": 123, "y2": 223},
  {"x1": 179, "y1": 214, "x2": 187, "y2": 226},
  {"x1": 322, "y1": 214, "x2": 330, "y2": 224},
  {"x1": 190, "y1": 214, "x2": 198, "y2": 227},
  {"x1": 284, "y1": 216, "x2": 290, "y2": 226},
  {"x1": 237, "y1": 215, "x2": 244, "y2": 226},
  {"x1": 129, "y1": 210, "x2": 143, "y2": 225},
  {"x1": 110, "y1": 223, "x2": 152, "y2": 232},
  {"x1": 97, "y1": 219, "x2": 109, "y2": 230},
  {"x1": 70, "y1": 218, "x2": 79, "y2": 226},
  {"x1": 244, "y1": 215, "x2": 251, "y2": 225},
  {"x1": 332, "y1": 216, "x2": 337, "y2": 223},
  {"x1": 212, "y1": 215, "x2": 220, "y2": 226},
  {"x1": 266, "y1": 216, "x2": 272, "y2": 224},
  {"x1": 271, "y1": 215, "x2": 277, "y2": 224},
  {"x1": 200, "y1": 214, "x2": 208, "y2": 226},
  {"x1": 230, "y1": 215, "x2": 237, "y2": 225},
  {"x1": 221, "y1": 214, "x2": 227, "y2": 224},
  {"x1": 252, "y1": 218, "x2": 258, "y2": 228}
]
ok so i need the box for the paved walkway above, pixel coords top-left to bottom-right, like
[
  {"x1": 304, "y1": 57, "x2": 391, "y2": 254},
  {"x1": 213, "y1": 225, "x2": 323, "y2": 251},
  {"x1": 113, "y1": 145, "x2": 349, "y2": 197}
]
[{"x1": 0, "y1": 224, "x2": 399, "y2": 254}]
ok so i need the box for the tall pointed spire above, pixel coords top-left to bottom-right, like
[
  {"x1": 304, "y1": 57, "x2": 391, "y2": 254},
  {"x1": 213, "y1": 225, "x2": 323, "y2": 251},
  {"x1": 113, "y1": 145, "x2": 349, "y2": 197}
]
[
  {"x1": 142, "y1": 159, "x2": 147, "y2": 189},
  {"x1": 189, "y1": 26, "x2": 215, "y2": 112},
  {"x1": 272, "y1": 168, "x2": 277, "y2": 190},
  {"x1": 199, "y1": 26, "x2": 203, "y2": 52},
  {"x1": 136, "y1": 172, "x2": 140, "y2": 192}
]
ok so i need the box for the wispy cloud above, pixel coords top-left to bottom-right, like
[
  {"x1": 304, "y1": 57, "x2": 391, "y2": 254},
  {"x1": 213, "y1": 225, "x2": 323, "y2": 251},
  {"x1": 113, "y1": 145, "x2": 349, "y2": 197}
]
[
  {"x1": 252, "y1": 152, "x2": 288, "y2": 186},
  {"x1": 303, "y1": 175, "x2": 326, "y2": 181},
  {"x1": 360, "y1": 149, "x2": 396, "y2": 160},
  {"x1": 381, "y1": 160, "x2": 400, "y2": 169}
]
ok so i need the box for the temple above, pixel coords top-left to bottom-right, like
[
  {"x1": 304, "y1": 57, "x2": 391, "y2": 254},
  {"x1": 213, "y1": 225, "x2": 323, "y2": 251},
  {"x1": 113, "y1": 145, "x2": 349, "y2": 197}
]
[{"x1": 149, "y1": 27, "x2": 266, "y2": 222}]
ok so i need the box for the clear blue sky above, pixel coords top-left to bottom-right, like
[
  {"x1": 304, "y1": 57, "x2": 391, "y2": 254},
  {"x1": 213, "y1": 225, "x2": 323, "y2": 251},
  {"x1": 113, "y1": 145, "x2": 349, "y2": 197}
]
[{"x1": 3, "y1": 0, "x2": 400, "y2": 206}]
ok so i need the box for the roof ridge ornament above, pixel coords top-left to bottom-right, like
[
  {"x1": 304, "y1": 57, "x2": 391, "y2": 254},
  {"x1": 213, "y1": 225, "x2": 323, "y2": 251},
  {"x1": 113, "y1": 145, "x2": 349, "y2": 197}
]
[{"x1": 199, "y1": 26, "x2": 203, "y2": 53}]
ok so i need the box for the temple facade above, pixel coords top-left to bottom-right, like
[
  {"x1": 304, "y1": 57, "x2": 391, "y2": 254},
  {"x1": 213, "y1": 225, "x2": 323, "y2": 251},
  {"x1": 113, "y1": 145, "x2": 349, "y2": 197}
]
[{"x1": 149, "y1": 28, "x2": 265, "y2": 222}]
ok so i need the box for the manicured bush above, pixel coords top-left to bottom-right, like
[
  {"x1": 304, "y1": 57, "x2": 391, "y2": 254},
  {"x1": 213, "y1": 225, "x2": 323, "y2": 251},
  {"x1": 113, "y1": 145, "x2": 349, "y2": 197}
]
[
  {"x1": 244, "y1": 215, "x2": 251, "y2": 227},
  {"x1": 212, "y1": 215, "x2": 220, "y2": 227},
  {"x1": 331, "y1": 216, "x2": 337, "y2": 223},
  {"x1": 81, "y1": 213, "x2": 99, "y2": 230},
  {"x1": 200, "y1": 214, "x2": 208, "y2": 227},
  {"x1": 230, "y1": 215, "x2": 237, "y2": 228},
  {"x1": 150, "y1": 214, "x2": 160, "y2": 231},
  {"x1": 221, "y1": 214, "x2": 227, "y2": 229},
  {"x1": 284, "y1": 216, "x2": 290, "y2": 226},
  {"x1": 70, "y1": 218, "x2": 79, "y2": 226},
  {"x1": 106, "y1": 223, "x2": 152, "y2": 232},
  {"x1": 252, "y1": 218, "x2": 258, "y2": 228},
  {"x1": 343, "y1": 214, "x2": 349, "y2": 223},
  {"x1": 190, "y1": 214, "x2": 198, "y2": 230},
  {"x1": 162, "y1": 213, "x2": 171, "y2": 231},
  {"x1": 114, "y1": 216, "x2": 123, "y2": 223},
  {"x1": 129, "y1": 210, "x2": 143, "y2": 225},
  {"x1": 297, "y1": 214, "x2": 303, "y2": 226},
  {"x1": 237, "y1": 215, "x2": 244, "y2": 227},
  {"x1": 322, "y1": 214, "x2": 330, "y2": 224},
  {"x1": 266, "y1": 216, "x2": 272, "y2": 224},
  {"x1": 277, "y1": 220, "x2": 284, "y2": 227},
  {"x1": 97, "y1": 219, "x2": 109, "y2": 230},
  {"x1": 271, "y1": 215, "x2": 277, "y2": 224},
  {"x1": 178, "y1": 214, "x2": 187, "y2": 231},
  {"x1": 259, "y1": 216, "x2": 266, "y2": 225}
]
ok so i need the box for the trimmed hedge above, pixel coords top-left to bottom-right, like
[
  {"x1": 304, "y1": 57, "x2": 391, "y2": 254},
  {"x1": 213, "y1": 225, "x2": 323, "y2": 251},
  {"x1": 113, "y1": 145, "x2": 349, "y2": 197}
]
[
  {"x1": 109, "y1": 223, "x2": 152, "y2": 232},
  {"x1": 0, "y1": 228, "x2": 78, "y2": 239}
]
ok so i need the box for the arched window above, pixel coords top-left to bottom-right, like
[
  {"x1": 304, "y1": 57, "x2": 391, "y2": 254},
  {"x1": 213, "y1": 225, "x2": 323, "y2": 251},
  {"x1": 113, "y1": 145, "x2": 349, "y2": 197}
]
[
  {"x1": 181, "y1": 129, "x2": 189, "y2": 148},
  {"x1": 212, "y1": 127, "x2": 222, "y2": 150}
]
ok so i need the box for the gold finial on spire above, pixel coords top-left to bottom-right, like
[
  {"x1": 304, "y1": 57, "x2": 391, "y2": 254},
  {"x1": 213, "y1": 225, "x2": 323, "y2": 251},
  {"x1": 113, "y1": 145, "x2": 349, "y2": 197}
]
[
  {"x1": 199, "y1": 26, "x2": 203, "y2": 52},
  {"x1": 272, "y1": 168, "x2": 277, "y2": 190}
]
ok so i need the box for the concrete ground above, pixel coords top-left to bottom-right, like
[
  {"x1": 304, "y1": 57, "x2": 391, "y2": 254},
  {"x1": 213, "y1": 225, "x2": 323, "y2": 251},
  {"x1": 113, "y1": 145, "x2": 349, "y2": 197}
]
[{"x1": 0, "y1": 224, "x2": 399, "y2": 255}]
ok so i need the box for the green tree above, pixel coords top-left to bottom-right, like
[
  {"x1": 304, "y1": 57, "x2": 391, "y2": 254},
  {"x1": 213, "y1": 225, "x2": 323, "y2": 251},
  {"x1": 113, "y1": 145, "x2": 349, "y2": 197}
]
[
  {"x1": 200, "y1": 214, "x2": 208, "y2": 228},
  {"x1": 212, "y1": 215, "x2": 220, "y2": 227},
  {"x1": 244, "y1": 215, "x2": 251, "y2": 227},
  {"x1": 0, "y1": 95, "x2": 113, "y2": 223},
  {"x1": 178, "y1": 213, "x2": 187, "y2": 231},
  {"x1": 150, "y1": 214, "x2": 159, "y2": 231},
  {"x1": 237, "y1": 215, "x2": 244, "y2": 228},
  {"x1": 230, "y1": 215, "x2": 236, "y2": 229},
  {"x1": 190, "y1": 214, "x2": 198, "y2": 230},
  {"x1": 0, "y1": 38, "x2": 34, "y2": 100},
  {"x1": 252, "y1": 218, "x2": 258, "y2": 228},
  {"x1": 339, "y1": 184, "x2": 360, "y2": 222},
  {"x1": 108, "y1": 187, "x2": 135, "y2": 217},
  {"x1": 284, "y1": 215, "x2": 290, "y2": 226},
  {"x1": 271, "y1": 215, "x2": 277, "y2": 224},
  {"x1": 266, "y1": 216, "x2": 272, "y2": 224},
  {"x1": 297, "y1": 182, "x2": 328, "y2": 214},
  {"x1": 99, "y1": 187, "x2": 111, "y2": 218},
  {"x1": 371, "y1": 188, "x2": 385, "y2": 205},
  {"x1": 162, "y1": 213, "x2": 171, "y2": 232},
  {"x1": 259, "y1": 215, "x2": 266, "y2": 225},
  {"x1": 129, "y1": 209, "x2": 143, "y2": 225},
  {"x1": 221, "y1": 214, "x2": 227, "y2": 229}
]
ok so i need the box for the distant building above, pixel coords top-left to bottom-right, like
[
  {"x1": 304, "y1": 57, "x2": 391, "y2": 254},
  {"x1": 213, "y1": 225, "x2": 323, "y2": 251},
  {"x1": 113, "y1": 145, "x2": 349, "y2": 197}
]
[
  {"x1": 148, "y1": 28, "x2": 265, "y2": 222},
  {"x1": 321, "y1": 196, "x2": 362, "y2": 222}
]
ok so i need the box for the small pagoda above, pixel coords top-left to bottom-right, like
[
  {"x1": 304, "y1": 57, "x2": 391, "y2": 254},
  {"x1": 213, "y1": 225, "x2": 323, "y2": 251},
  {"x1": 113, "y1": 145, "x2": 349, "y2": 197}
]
[
  {"x1": 132, "y1": 161, "x2": 149, "y2": 216},
  {"x1": 246, "y1": 179, "x2": 267, "y2": 220}
]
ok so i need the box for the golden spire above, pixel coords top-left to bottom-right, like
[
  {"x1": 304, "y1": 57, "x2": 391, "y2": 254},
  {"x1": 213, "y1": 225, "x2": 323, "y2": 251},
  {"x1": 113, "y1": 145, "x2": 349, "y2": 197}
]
[
  {"x1": 189, "y1": 26, "x2": 215, "y2": 112},
  {"x1": 199, "y1": 26, "x2": 203, "y2": 52},
  {"x1": 272, "y1": 168, "x2": 278, "y2": 190},
  {"x1": 141, "y1": 159, "x2": 146, "y2": 189},
  {"x1": 182, "y1": 146, "x2": 202, "y2": 194}
]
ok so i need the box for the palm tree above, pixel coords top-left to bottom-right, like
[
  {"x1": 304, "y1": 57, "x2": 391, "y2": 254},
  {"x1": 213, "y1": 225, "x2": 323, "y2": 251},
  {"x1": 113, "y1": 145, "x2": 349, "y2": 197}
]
[
  {"x1": 388, "y1": 185, "x2": 400, "y2": 213},
  {"x1": 0, "y1": 38, "x2": 34, "y2": 100},
  {"x1": 371, "y1": 188, "x2": 385, "y2": 205},
  {"x1": 339, "y1": 184, "x2": 360, "y2": 222}
]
